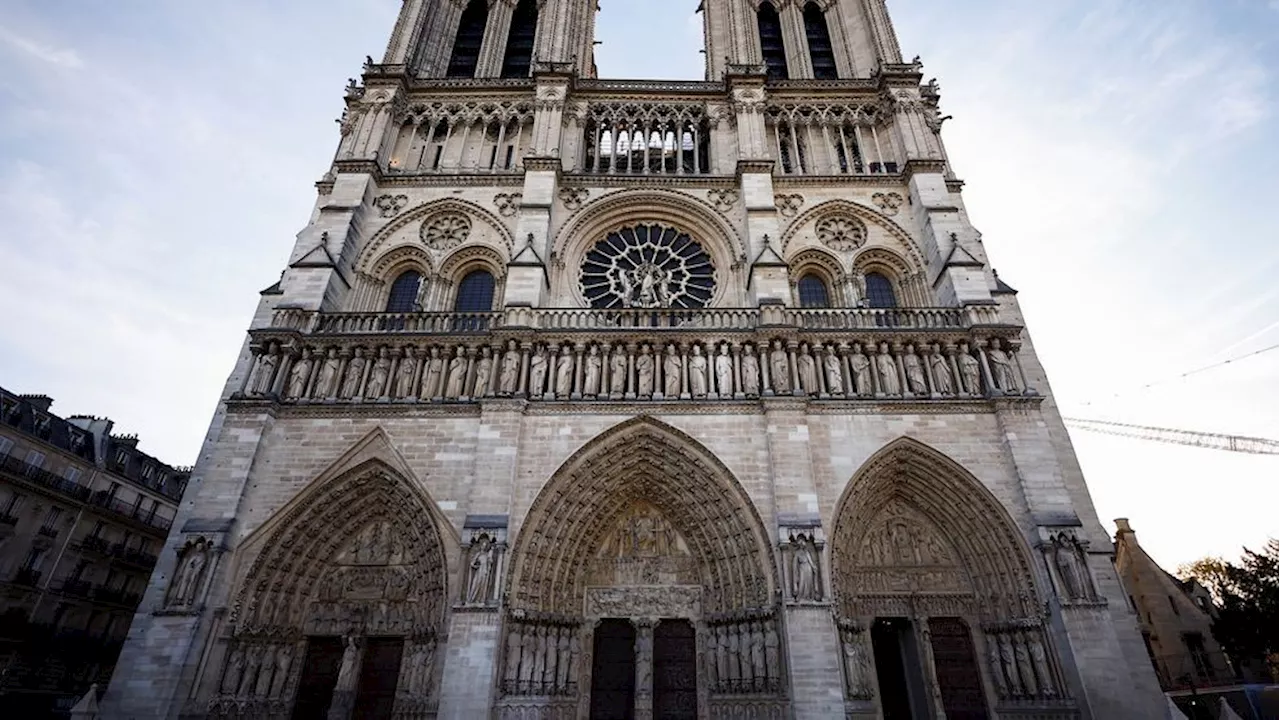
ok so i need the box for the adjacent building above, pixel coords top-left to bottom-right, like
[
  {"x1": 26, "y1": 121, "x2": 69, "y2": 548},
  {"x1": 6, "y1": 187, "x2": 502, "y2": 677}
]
[
  {"x1": 1113, "y1": 518, "x2": 1269, "y2": 717},
  {"x1": 104, "y1": 1, "x2": 1167, "y2": 718},
  {"x1": 0, "y1": 388, "x2": 187, "y2": 717}
]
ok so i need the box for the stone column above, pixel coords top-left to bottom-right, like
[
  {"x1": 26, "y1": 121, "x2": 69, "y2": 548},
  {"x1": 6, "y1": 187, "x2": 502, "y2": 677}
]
[{"x1": 635, "y1": 619, "x2": 655, "y2": 720}]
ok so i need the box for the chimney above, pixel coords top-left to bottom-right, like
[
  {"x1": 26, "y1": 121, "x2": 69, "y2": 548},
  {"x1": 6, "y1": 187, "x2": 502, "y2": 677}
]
[
  {"x1": 19, "y1": 394, "x2": 53, "y2": 413},
  {"x1": 1114, "y1": 518, "x2": 1134, "y2": 535}
]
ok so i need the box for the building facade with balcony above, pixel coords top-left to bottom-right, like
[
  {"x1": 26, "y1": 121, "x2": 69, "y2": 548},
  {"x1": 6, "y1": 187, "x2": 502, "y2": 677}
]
[
  {"x1": 105, "y1": 1, "x2": 1164, "y2": 719},
  {"x1": 0, "y1": 388, "x2": 187, "y2": 717}
]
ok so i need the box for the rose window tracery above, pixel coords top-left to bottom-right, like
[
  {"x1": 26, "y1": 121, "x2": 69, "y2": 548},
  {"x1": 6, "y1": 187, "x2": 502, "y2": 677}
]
[
  {"x1": 816, "y1": 214, "x2": 866, "y2": 252},
  {"x1": 420, "y1": 211, "x2": 472, "y2": 251},
  {"x1": 579, "y1": 223, "x2": 715, "y2": 309}
]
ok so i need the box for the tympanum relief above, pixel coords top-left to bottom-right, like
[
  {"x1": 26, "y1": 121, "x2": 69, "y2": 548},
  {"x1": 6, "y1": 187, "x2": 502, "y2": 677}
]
[
  {"x1": 586, "y1": 502, "x2": 697, "y2": 587},
  {"x1": 847, "y1": 500, "x2": 969, "y2": 597}
]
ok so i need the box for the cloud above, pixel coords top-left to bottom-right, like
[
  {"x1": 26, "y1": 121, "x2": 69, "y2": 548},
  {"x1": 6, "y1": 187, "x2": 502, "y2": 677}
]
[{"x1": 0, "y1": 24, "x2": 82, "y2": 69}]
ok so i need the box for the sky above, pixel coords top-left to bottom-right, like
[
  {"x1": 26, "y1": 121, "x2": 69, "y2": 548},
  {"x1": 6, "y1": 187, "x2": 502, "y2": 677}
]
[{"x1": 0, "y1": 0, "x2": 1275, "y2": 571}]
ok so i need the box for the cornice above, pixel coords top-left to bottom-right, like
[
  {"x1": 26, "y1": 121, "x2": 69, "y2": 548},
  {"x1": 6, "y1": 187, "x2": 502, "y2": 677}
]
[
  {"x1": 559, "y1": 173, "x2": 738, "y2": 190},
  {"x1": 378, "y1": 173, "x2": 525, "y2": 188}
]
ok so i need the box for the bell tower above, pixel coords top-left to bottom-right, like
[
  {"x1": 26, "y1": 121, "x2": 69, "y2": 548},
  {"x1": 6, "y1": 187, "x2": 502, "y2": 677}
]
[{"x1": 102, "y1": 1, "x2": 1169, "y2": 719}]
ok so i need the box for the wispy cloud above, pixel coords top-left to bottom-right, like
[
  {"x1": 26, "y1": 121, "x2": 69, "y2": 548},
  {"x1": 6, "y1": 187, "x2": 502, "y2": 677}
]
[{"x1": 0, "y1": 24, "x2": 82, "y2": 68}]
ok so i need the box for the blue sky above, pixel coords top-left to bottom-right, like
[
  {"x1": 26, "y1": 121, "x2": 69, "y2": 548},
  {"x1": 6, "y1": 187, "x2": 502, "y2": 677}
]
[{"x1": 0, "y1": 0, "x2": 1275, "y2": 569}]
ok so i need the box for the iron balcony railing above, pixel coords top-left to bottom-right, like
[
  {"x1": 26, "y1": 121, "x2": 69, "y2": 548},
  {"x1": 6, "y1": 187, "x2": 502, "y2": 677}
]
[{"x1": 0, "y1": 451, "x2": 92, "y2": 503}]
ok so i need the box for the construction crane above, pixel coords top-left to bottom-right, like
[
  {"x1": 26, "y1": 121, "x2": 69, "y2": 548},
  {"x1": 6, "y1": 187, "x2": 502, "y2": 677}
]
[{"x1": 1062, "y1": 417, "x2": 1279, "y2": 456}]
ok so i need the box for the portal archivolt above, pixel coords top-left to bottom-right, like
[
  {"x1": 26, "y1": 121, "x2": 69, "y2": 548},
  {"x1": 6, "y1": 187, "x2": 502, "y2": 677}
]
[
  {"x1": 831, "y1": 438, "x2": 1073, "y2": 715},
  {"x1": 207, "y1": 461, "x2": 450, "y2": 718}
]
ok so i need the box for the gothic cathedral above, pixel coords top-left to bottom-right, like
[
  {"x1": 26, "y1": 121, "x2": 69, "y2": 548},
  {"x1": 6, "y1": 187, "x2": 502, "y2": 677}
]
[{"x1": 104, "y1": 1, "x2": 1166, "y2": 718}]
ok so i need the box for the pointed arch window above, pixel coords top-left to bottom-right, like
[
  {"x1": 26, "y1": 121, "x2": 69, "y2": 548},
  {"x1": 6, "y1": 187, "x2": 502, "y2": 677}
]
[
  {"x1": 447, "y1": 0, "x2": 488, "y2": 78},
  {"x1": 386, "y1": 270, "x2": 424, "y2": 312},
  {"x1": 757, "y1": 3, "x2": 789, "y2": 80},
  {"x1": 865, "y1": 272, "x2": 897, "y2": 308},
  {"x1": 501, "y1": 0, "x2": 538, "y2": 79},
  {"x1": 803, "y1": 3, "x2": 838, "y2": 79},
  {"x1": 797, "y1": 274, "x2": 831, "y2": 308},
  {"x1": 454, "y1": 269, "x2": 496, "y2": 313}
]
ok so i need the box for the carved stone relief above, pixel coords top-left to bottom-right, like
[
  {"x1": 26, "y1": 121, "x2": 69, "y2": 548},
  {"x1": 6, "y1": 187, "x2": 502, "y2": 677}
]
[
  {"x1": 815, "y1": 214, "x2": 867, "y2": 252},
  {"x1": 420, "y1": 211, "x2": 472, "y2": 251},
  {"x1": 1042, "y1": 529, "x2": 1101, "y2": 605},
  {"x1": 559, "y1": 186, "x2": 589, "y2": 210},
  {"x1": 707, "y1": 188, "x2": 738, "y2": 212},
  {"x1": 494, "y1": 192, "x2": 522, "y2": 218},
  {"x1": 462, "y1": 525, "x2": 508, "y2": 607},
  {"x1": 774, "y1": 193, "x2": 804, "y2": 218},
  {"x1": 373, "y1": 194, "x2": 408, "y2": 218},
  {"x1": 836, "y1": 620, "x2": 874, "y2": 700},
  {"x1": 586, "y1": 502, "x2": 697, "y2": 587},
  {"x1": 780, "y1": 524, "x2": 826, "y2": 604},
  {"x1": 584, "y1": 585, "x2": 703, "y2": 619},
  {"x1": 165, "y1": 536, "x2": 215, "y2": 612},
  {"x1": 871, "y1": 192, "x2": 903, "y2": 216}
]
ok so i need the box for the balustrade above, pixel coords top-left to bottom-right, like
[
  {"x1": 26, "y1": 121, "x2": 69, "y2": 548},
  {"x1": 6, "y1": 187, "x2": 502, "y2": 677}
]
[
  {"x1": 387, "y1": 100, "x2": 535, "y2": 175},
  {"x1": 580, "y1": 101, "x2": 711, "y2": 175},
  {"x1": 766, "y1": 103, "x2": 898, "y2": 177}
]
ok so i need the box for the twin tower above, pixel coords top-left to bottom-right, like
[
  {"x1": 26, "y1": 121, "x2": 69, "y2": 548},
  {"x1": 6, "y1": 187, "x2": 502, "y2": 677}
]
[{"x1": 102, "y1": 2, "x2": 1168, "y2": 719}]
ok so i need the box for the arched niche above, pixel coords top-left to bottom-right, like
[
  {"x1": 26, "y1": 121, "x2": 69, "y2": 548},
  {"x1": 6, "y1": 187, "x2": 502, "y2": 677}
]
[{"x1": 206, "y1": 459, "x2": 454, "y2": 718}]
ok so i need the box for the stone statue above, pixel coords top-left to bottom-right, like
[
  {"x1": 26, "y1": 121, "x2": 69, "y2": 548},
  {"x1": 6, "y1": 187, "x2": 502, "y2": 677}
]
[
  {"x1": 849, "y1": 344, "x2": 871, "y2": 395},
  {"x1": 340, "y1": 348, "x2": 366, "y2": 399},
  {"x1": 875, "y1": 343, "x2": 900, "y2": 395},
  {"x1": 986, "y1": 633, "x2": 1008, "y2": 697},
  {"x1": 335, "y1": 636, "x2": 360, "y2": 692},
  {"x1": 423, "y1": 346, "x2": 445, "y2": 399},
  {"x1": 715, "y1": 344, "x2": 733, "y2": 396},
  {"x1": 988, "y1": 339, "x2": 1018, "y2": 392},
  {"x1": 239, "y1": 646, "x2": 261, "y2": 697},
  {"x1": 688, "y1": 345, "x2": 708, "y2": 397},
  {"x1": 999, "y1": 634, "x2": 1020, "y2": 695},
  {"x1": 499, "y1": 341, "x2": 520, "y2": 395},
  {"x1": 904, "y1": 344, "x2": 928, "y2": 395},
  {"x1": 583, "y1": 345, "x2": 602, "y2": 396},
  {"x1": 705, "y1": 630, "x2": 720, "y2": 688},
  {"x1": 726, "y1": 625, "x2": 741, "y2": 685},
  {"x1": 365, "y1": 348, "x2": 391, "y2": 399},
  {"x1": 792, "y1": 540, "x2": 819, "y2": 601},
  {"x1": 930, "y1": 344, "x2": 954, "y2": 395},
  {"x1": 841, "y1": 628, "x2": 871, "y2": 698},
  {"x1": 220, "y1": 647, "x2": 244, "y2": 696},
  {"x1": 555, "y1": 346, "x2": 574, "y2": 397},
  {"x1": 741, "y1": 345, "x2": 760, "y2": 396},
  {"x1": 254, "y1": 646, "x2": 275, "y2": 697},
  {"x1": 609, "y1": 346, "x2": 628, "y2": 396},
  {"x1": 445, "y1": 347, "x2": 467, "y2": 398},
  {"x1": 1013, "y1": 633, "x2": 1037, "y2": 696},
  {"x1": 519, "y1": 627, "x2": 537, "y2": 690},
  {"x1": 531, "y1": 626, "x2": 547, "y2": 691},
  {"x1": 250, "y1": 347, "x2": 278, "y2": 396},
  {"x1": 1028, "y1": 632, "x2": 1055, "y2": 696},
  {"x1": 635, "y1": 345, "x2": 654, "y2": 396},
  {"x1": 466, "y1": 538, "x2": 494, "y2": 604},
  {"x1": 393, "y1": 349, "x2": 417, "y2": 398},
  {"x1": 172, "y1": 544, "x2": 208, "y2": 606},
  {"x1": 749, "y1": 622, "x2": 766, "y2": 687},
  {"x1": 416, "y1": 640, "x2": 437, "y2": 696},
  {"x1": 568, "y1": 630, "x2": 581, "y2": 691},
  {"x1": 714, "y1": 626, "x2": 729, "y2": 687},
  {"x1": 764, "y1": 621, "x2": 780, "y2": 684},
  {"x1": 555, "y1": 627, "x2": 571, "y2": 691},
  {"x1": 958, "y1": 342, "x2": 981, "y2": 396},
  {"x1": 663, "y1": 344, "x2": 682, "y2": 397},
  {"x1": 529, "y1": 346, "x2": 548, "y2": 397},
  {"x1": 769, "y1": 340, "x2": 790, "y2": 394},
  {"x1": 473, "y1": 346, "x2": 493, "y2": 397},
  {"x1": 270, "y1": 644, "x2": 293, "y2": 697},
  {"x1": 1054, "y1": 534, "x2": 1094, "y2": 601},
  {"x1": 824, "y1": 346, "x2": 844, "y2": 395},
  {"x1": 797, "y1": 344, "x2": 819, "y2": 395},
  {"x1": 286, "y1": 350, "x2": 312, "y2": 398},
  {"x1": 315, "y1": 348, "x2": 341, "y2": 398},
  {"x1": 505, "y1": 628, "x2": 523, "y2": 685}
]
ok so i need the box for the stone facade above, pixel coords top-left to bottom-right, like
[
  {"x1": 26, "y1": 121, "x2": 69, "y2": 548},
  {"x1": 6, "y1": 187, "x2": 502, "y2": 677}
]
[
  {"x1": 0, "y1": 388, "x2": 188, "y2": 717},
  {"x1": 102, "y1": 1, "x2": 1165, "y2": 718}
]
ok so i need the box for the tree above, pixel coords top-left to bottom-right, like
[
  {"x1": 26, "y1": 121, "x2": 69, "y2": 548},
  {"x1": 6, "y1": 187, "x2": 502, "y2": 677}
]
[{"x1": 1179, "y1": 539, "x2": 1278, "y2": 672}]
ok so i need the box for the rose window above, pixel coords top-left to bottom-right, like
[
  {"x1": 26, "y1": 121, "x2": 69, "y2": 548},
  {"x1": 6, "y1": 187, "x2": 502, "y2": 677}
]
[{"x1": 579, "y1": 223, "x2": 716, "y2": 309}]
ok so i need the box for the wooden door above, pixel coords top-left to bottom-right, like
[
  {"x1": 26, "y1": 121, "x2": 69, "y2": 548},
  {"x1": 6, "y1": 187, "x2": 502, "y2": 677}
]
[
  {"x1": 653, "y1": 620, "x2": 697, "y2": 719},
  {"x1": 291, "y1": 637, "x2": 343, "y2": 720},
  {"x1": 353, "y1": 637, "x2": 404, "y2": 720},
  {"x1": 928, "y1": 617, "x2": 989, "y2": 720},
  {"x1": 590, "y1": 619, "x2": 636, "y2": 720}
]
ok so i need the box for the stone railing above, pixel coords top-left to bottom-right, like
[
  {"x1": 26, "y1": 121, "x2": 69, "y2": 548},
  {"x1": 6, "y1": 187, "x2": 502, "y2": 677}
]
[
  {"x1": 242, "y1": 306, "x2": 1030, "y2": 406},
  {"x1": 270, "y1": 305, "x2": 1002, "y2": 335}
]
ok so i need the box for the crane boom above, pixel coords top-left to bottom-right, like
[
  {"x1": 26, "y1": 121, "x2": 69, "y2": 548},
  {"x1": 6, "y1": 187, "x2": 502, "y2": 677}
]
[{"x1": 1062, "y1": 417, "x2": 1279, "y2": 456}]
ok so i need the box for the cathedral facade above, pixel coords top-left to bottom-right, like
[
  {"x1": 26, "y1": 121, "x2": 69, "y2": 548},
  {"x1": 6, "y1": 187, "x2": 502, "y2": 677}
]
[{"x1": 103, "y1": 1, "x2": 1165, "y2": 718}]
